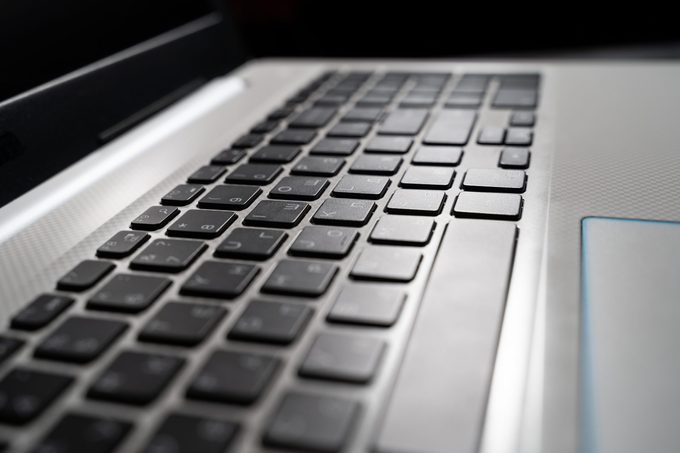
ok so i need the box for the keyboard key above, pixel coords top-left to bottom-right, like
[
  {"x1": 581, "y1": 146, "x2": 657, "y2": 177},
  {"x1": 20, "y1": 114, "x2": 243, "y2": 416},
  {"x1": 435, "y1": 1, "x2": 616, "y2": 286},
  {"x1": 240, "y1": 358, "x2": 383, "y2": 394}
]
[
  {"x1": 400, "y1": 92, "x2": 438, "y2": 107},
  {"x1": 358, "y1": 93, "x2": 392, "y2": 105},
  {"x1": 0, "y1": 368, "x2": 73, "y2": 425},
  {"x1": 251, "y1": 119, "x2": 280, "y2": 134},
  {"x1": 215, "y1": 228, "x2": 287, "y2": 260},
  {"x1": 198, "y1": 184, "x2": 262, "y2": 210},
  {"x1": 263, "y1": 392, "x2": 359, "y2": 452},
  {"x1": 289, "y1": 226, "x2": 358, "y2": 258},
  {"x1": 400, "y1": 166, "x2": 455, "y2": 189},
  {"x1": 269, "y1": 176, "x2": 329, "y2": 201},
  {"x1": 424, "y1": 110, "x2": 477, "y2": 146},
  {"x1": 412, "y1": 146, "x2": 463, "y2": 166},
  {"x1": 351, "y1": 246, "x2": 422, "y2": 282},
  {"x1": 477, "y1": 126, "x2": 506, "y2": 145},
  {"x1": 229, "y1": 300, "x2": 313, "y2": 345},
  {"x1": 187, "y1": 165, "x2": 226, "y2": 184},
  {"x1": 350, "y1": 155, "x2": 402, "y2": 175},
  {"x1": 262, "y1": 259, "x2": 337, "y2": 297},
  {"x1": 300, "y1": 333, "x2": 386, "y2": 383},
  {"x1": 272, "y1": 129, "x2": 316, "y2": 145},
  {"x1": 365, "y1": 136, "x2": 412, "y2": 154},
  {"x1": 167, "y1": 210, "x2": 236, "y2": 239},
  {"x1": 35, "y1": 316, "x2": 128, "y2": 363},
  {"x1": 88, "y1": 274, "x2": 171, "y2": 313},
  {"x1": 509, "y1": 111, "x2": 536, "y2": 127},
  {"x1": 499, "y1": 147, "x2": 531, "y2": 169},
  {"x1": 312, "y1": 199, "x2": 376, "y2": 226},
  {"x1": 244, "y1": 200, "x2": 310, "y2": 228},
  {"x1": 161, "y1": 184, "x2": 205, "y2": 206},
  {"x1": 343, "y1": 107, "x2": 382, "y2": 122},
  {"x1": 332, "y1": 175, "x2": 390, "y2": 199},
  {"x1": 462, "y1": 169, "x2": 526, "y2": 193},
  {"x1": 386, "y1": 189, "x2": 446, "y2": 215},
  {"x1": 454, "y1": 74, "x2": 490, "y2": 93},
  {"x1": 139, "y1": 302, "x2": 226, "y2": 346},
  {"x1": 250, "y1": 145, "x2": 300, "y2": 163},
  {"x1": 141, "y1": 414, "x2": 238, "y2": 453},
  {"x1": 57, "y1": 260, "x2": 114, "y2": 292},
  {"x1": 131, "y1": 206, "x2": 179, "y2": 231},
  {"x1": 232, "y1": 133, "x2": 264, "y2": 149},
  {"x1": 187, "y1": 350, "x2": 280, "y2": 404},
  {"x1": 181, "y1": 261, "x2": 259, "y2": 299},
  {"x1": 290, "y1": 107, "x2": 337, "y2": 128},
  {"x1": 268, "y1": 105, "x2": 295, "y2": 120},
  {"x1": 224, "y1": 163, "x2": 282, "y2": 185},
  {"x1": 493, "y1": 88, "x2": 538, "y2": 109},
  {"x1": 310, "y1": 138, "x2": 359, "y2": 156},
  {"x1": 211, "y1": 148, "x2": 246, "y2": 165},
  {"x1": 130, "y1": 239, "x2": 206, "y2": 273},
  {"x1": 292, "y1": 156, "x2": 345, "y2": 176},
  {"x1": 445, "y1": 92, "x2": 483, "y2": 108},
  {"x1": 453, "y1": 192, "x2": 523, "y2": 220},
  {"x1": 327, "y1": 122, "x2": 371, "y2": 138},
  {"x1": 370, "y1": 216, "x2": 434, "y2": 245},
  {"x1": 315, "y1": 94, "x2": 348, "y2": 106},
  {"x1": 505, "y1": 128, "x2": 533, "y2": 146},
  {"x1": 0, "y1": 337, "x2": 24, "y2": 364},
  {"x1": 11, "y1": 294, "x2": 74, "y2": 331},
  {"x1": 33, "y1": 413, "x2": 131, "y2": 453},
  {"x1": 96, "y1": 231, "x2": 149, "y2": 259},
  {"x1": 378, "y1": 109, "x2": 429, "y2": 135},
  {"x1": 328, "y1": 284, "x2": 405, "y2": 327},
  {"x1": 88, "y1": 351, "x2": 184, "y2": 405}
]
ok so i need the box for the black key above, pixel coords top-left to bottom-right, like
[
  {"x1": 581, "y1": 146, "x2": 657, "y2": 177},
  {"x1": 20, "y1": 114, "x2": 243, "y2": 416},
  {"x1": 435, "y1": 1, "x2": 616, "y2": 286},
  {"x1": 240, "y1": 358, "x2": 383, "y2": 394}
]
[
  {"x1": 477, "y1": 126, "x2": 506, "y2": 145},
  {"x1": 215, "y1": 228, "x2": 287, "y2": 260},
  {"x1": 358, "y1": 93, "x2": 392, "y2": 106},
  {"x1": 300, "y1": 333, "x2": 386, "y2": 383},
  {"x1": 327, "y1": 122, "x2": 371, "y2": 138},
  {"x1": 88, "y1": 274, "x2": 171, "y2": 313},
  {"x1": 328, "y1": 284, "x2": 405, "y2": 327},
  {"x1": 187, "y1": 165, "x2": 226, "y2": 184},
  {"x1": 244, "y1": 200, "x2": 310, "y2": 228},
  {"x1": 499, "y1": 147, "x2": 531, "y2": 169},
  {"x1": 509, "y1": 111, "x2": 536, "y2": 127},
  {"x1": 161, "y1": 184, "x2": 205, "y2": 206},
  {"x1": 399, "y1": 92, "x2": 438, "y2": 107},
  {"x1": 350, "y1": 155, "x2": 402, "y2": 175},
  {"x1": 139, "y1": 302, "x2": 226, "y2": 347},
  {"x1": 370, "y1": 216, "x2": 434, "y2": 245},
  {"x1": 167, "y1": 210, "x2": 236, "y2": 238},
  {"x1": 229, "y1": 300, "x2": 313, "y2": 345},
  {"x1": 493, "y1": 89, "x2": 538, "y2": 109},
  {"x1": 462, "y1": 169, "x2": 526, "y2": 193},
  {"x1": 268, "y1": 105, "x2": 295, "y2": 120},
  {"x1": 88, "y1": 351, "x2": 184, "y2": 405},
  {"x1": 289, "y1": 226, "x2": 358, "y2": 258},
  {"x1": 505, "y1": 128, "x2": 533, "y2": 146},
  {"x1": 0, "y1": 368, "x2": 72, "y2": 425},
  {"x1": 290, "y1": 107, "x2": 337, "y2": 128},
  {"x1": 231, "y1": 133, "x2": 263, "y2": 149},
  {"x1": 365, "y1": 136, "x2": 413, "y2": 154},
  {"x1": 424, "y1": 110, "x2": 477, "y2": 146},
  {"x1": 351, "y1": 246, "x2": 422, "y2": 282},
  {"x1": 412, "y1": 146, "x2": 463, "y2": 166},
  {"x1": 262, "y1": 259, "x2": 337, "y2": 297},
  {"x1": 251, "y1": 119, "x2": 280, "y2": 133},
  {"x1": 141, "y1": 414, "x2": 238, "y2": 453},
  {"x1": 453, "y1": 192, "x2": 523, "y2": 220},
  {"x1": 224, "y1": 163, "x2": 282, "y2": 185},
  {"x1": 198, "y1": 184, "x2": 262, "y2": 210},
  {"x1": 181, "y1": 261, "x2": 259, "y2": 299},
  {"x1": 269, "y1": 176, "x2": 329, "y2": 201},
  {"x1": 343, "y1": 107, "x2": 382, "y2": 122},
  {"x1": 131, "y1": 239, "x2": 206, "y2": 273},
  {"x1": 35, "y1": 316, "x2": 128, "y2": 363},
  {"x1": 271, "y1": 129, "x2": 316, "y2": 145},
  {"x1": 378, "y1": 109, "x2": 429, "y2": 135},
  {"x1": 211, "y1": 148, "x2": 246, "y2": 165},
  {"x1": 131, "y1": 206, "x2": 179, "y2": 231},
  {"x1": 32, "y1": 413, "x2": 131, "y2": 453},
  {"x1": 312, "y1": 198, "x2": 376, "y2": 226},
  {"x1": 400, "y1": 166, "x2": 455, "y2": 189},
  {"x1": 292, "y1": 156, "x2": 345, "y2": 176},
  {"x1": 250, "y1": 145, "x2": 300, "y2": 163},
  {"x1": 11, "y1": 294, "x2": 74, "y2": 331},
  {"x1": 57, "y1": 260, "x2": 114, "y2": 291},
  {"x1": 314, "y1": 94, "x2": 347, "y2": 106},
  {"x1": 0, "y1": 337, "x2": 23, "y2": 364},
  {"x1": 187, "y1": 350, "x2": 280, "y2": 404},
  {"x1": 310, "y1": 138, "x2": 359, "y2": 156},
  {"x1": 264, "y1": 392, "x2": 359, "y2": 452},
  {"x1": 332, "y1": 175, "x2": 390, "y2": 199},
  {"x1": 454, "y1": 74, "x2": 491, "y2": 93},
  {"x1": 386, "y1": 189, "x2": 446, "y2": 215},
  {"x1": 445, "y1": 92, "x2": 484, "y2": 108}
]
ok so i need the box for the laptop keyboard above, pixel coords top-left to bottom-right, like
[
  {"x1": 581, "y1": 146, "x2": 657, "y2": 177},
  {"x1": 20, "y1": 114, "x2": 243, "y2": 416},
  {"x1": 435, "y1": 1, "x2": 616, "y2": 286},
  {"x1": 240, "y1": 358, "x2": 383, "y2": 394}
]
[{"x1": 0, "y1": 70, "x2": 539, "y2": 452}]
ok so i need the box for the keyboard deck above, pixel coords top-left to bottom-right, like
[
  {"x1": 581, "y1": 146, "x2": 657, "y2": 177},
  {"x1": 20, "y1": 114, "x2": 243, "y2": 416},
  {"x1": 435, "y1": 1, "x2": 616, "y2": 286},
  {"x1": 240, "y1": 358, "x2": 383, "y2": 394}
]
[{"x1": 0, "y1": 69, "x2": 540, "y2": 452}]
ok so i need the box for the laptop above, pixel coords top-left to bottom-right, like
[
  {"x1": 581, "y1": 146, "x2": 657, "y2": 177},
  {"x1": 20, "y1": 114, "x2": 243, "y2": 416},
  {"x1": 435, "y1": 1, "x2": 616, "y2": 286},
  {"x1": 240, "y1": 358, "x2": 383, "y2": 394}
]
[{"x1": 2, "y1": 3, "x2": 680, "y2": 453}]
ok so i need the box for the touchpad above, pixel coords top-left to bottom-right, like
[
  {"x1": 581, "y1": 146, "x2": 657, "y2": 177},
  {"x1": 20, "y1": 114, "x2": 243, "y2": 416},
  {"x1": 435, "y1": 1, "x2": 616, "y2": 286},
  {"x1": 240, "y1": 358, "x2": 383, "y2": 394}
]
[{"x1": 582, "y1": 217, "x2": 680, "y2": 453}]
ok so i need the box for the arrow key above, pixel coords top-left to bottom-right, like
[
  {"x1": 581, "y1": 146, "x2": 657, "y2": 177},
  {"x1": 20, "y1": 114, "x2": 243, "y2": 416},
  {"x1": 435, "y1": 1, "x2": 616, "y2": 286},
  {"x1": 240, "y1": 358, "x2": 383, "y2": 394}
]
[{"x1": 215, "y1": 228, "x2": 287, "y2": 261}]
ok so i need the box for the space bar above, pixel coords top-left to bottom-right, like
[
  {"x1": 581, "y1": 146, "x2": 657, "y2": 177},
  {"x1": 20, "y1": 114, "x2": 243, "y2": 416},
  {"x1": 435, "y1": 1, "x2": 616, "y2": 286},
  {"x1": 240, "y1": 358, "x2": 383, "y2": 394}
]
[{"x1": 376, "y1": 220, "x2": 517, "y2": 453}]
